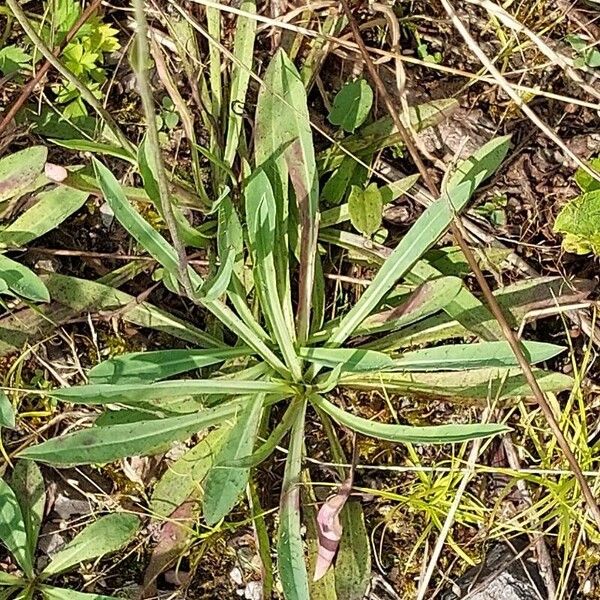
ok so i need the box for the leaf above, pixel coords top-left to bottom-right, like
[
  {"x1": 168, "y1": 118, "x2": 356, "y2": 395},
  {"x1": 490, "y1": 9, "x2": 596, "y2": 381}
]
[
  {"x1": 0, "y1": 390, "x2": 15, "y2": 428},
  {"x1": 245, "y1": 171, "x2": 302, "y2": 379},
  {"x1": 222, "y1": 0, "x2": 256, "y2": 166},
  {"x1": 554, "y1": 190, "x2": 600, "y2": 255},
  {"x1": 0, "y1": 571, "x2": 22, "y2": 586},
  {"x1": 50, "y1": 139, "x2": 135, "y2": 163},
  {"x1": 574, "y1": 156, "x2": 600, "y2": 193},
  {"x1": 0, "y1": 186, "x2": 89, "y2": 248},
  {"x1": 49, "y1": 379, "x2": 290, "y2": 405},
  {"x1": 338, "y1": 367, "x2": 573, "y2": 400},
  {"x1": 328, "y1": 79, "x2": 373, "y2": 133},
  {"x1": 142, "y1": 501, "x2": 195, "y2": 597},
  {"x1": 0, "y1": 254, "x2": 50, "y2": 302},
  {"x1": 18, "y1": 401, "x2": 245, "y2": 465},
  {"x1": 151, "y1": 428, "x2": 227, "y2": 518},
  {"x1": 42, "y1": 513, "x2": 139, "y2": 576},
  {"x1": 310, "y1": 394, "x2": 508, "y2": 443},
  {"x1": 203, "y1": 394, "x2": 264, "y2": 525},
  {"x1": 390, "y1": 340, "x2": 565, "y2": 371},
  {"x1": 0, "y1": 477, "x2": 33, "y2": 577},
  {"x1": 0, "y1": 45, "x2": 30, "y2": 76},
  {"x1": 334, "y1": 501, "x2": 370, "y2": 600},
  {"x1": 278, "y1": 400, "x2": 310, "y2": 600},
  {"x1": 0, "y1": 147, "x2": 47, "y2": 203},
  {"x1": 88, "y1": 347, "x2": 250, "y2": 384},
  {"x1": 348, "y1": 183, "x2": 383, "y2": 237},
  {"x1": 328, "y1": 136, "x2": 511, "y2": 346},
  {"x1": 41, "y1": 586, "x2": 122, "y2": 600},
  {"x1": 313, "y1": 477, "x2": 352, "y2": 581},
  {"x1": 300, "y1": 347, "x2": 394, "y2": 373},
  {"x1": 10, "y1": 461, "x2": 45, "y2": 563}
]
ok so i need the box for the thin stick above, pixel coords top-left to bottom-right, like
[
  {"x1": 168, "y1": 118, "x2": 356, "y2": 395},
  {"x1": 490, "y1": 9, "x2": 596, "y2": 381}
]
[
  {"x1": 5, "y1": 0, "x2": 134, "y2": 155},
  {"x1": 338, "y1": 0, "x2": 600, "y2": 538},
  {"x1": 0, "y1": 0, "x2": 103, "y2": 135}
]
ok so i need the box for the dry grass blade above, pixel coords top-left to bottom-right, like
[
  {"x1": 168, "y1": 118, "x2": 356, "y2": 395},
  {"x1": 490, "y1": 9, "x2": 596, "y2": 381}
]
[{"x1": 338, "y1": 0, "x2": 600, "y2": 534}]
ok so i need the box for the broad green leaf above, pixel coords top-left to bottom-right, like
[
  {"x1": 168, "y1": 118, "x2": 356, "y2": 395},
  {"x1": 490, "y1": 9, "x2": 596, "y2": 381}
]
[
  {"x1": 0, "y1": 478, "x2": 33, "y2": 577},
  {"x1": 278, "y1": 400, "x2": 310, "y2": 600},
  {"x1": 203, "y1": 394, "x2": 264, "y2": 525},
  {"x1": 380, "y1": 174, "x2": 420, "y2": 204},
  {"x1": 41, "y1": 586, "x2": 121, "y2": 600},
  {"x1": 0, "y1": 390, "x2": 15, "y2": 428},
  {"x1": 18, "y1": 401, "x2": 246, "y2": 465},
  {"x1": 348, "y1": 183, "x2": 383, "y2": 237},
  {"x1": 42, "y1": 514, "x2": 139, "y2": 576},
  {"x1": 328, "y1": 79, "x2": 373, "y2": 133},
  {"x1": 0, "y1": 147, "x2": 47, "y2": 203},
  {"x1": 328, "y1": 136, "x2": 511, "y2": 346},
  {"x1": 151, "y1": 428, "x2": 227, "y2": 518},
  {"x1": 50, "y1": 379, "x2": 290, "y2": 405},
  {"x1": 0, "y1": 186, "x2": 89, "y2": 248},
  {"x1": 574, "y1": 156, "x2": 600, "y2": 192},
  {"x1": 0, "y1": 254, "x2": 50, "y2": 302},
  {"x1": 88, "y1": 347, "x2": 250, "y2": 384},
  {"x1": 10, "y1": 461, "x2": 45, "y2": 563},
  {"x1": 310, "y1": 394, "x2": 508, "y2": 443},
  {"x1": 223, "y1": 0, "x2": 256, "y2": 166},
  {"x1": 300, "y1": 347, "x2": 394, "y2": 372},
  {"x1": 335, "y1": 502, "x2": 370, "y2": 600},
  {"x1": 554, "y1": 190, "x2": 600, "y2": 255},
  {"x1": 390, "y1": 341, "x2": 565, "y2": 371},
  {"x1": 0, "y1": 45, "x2": 30, "y2": 76},
  {"x1": 245, "y1": 171, "x2": 301, "y2": 380},
  {"x1": 338, "y1": 367, "x2": 573, "y2": 400}
]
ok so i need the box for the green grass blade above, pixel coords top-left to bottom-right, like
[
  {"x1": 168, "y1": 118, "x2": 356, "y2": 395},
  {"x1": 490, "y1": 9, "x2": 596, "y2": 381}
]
[
  {"x1": 310, "y1": 394, "x2": 508, "y2": 443},
  {"x1": 223, "y1": 0, "x2": 256, "y2": 167},
  {"x1": 203, "y1": 393, "x2": 264, "y2": 524},
  {"x1": 42, "y1": 514, "x2": 139, "y2": 576},
  {"x1": 278, "y1": 398, "x2": 310, "y2": 600},
  {"x1": 88, "y1": 347, "x2": 251, "y2": 384}
]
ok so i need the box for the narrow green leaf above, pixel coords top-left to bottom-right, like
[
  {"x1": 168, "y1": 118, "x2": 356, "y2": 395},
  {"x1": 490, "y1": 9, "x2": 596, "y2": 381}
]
[
  {"x1": 338, "y1": 367, "x2": 573, "y2": 400},
  {"x1": 0, "y1": 478, "x2": 33, "y2": 577},
  {"x1": 278, "y1": 399, "x2": 310, "y2": 600},
  {"x1": 310, "y1": 395, "x2": 508, "y2": 443},
  {"x1": 43, "y1": 513, "x2": 139, "y2": 576},
  {"x1": 0, "y1": 390, "x2": 15, "y2": 428},
  {"x1": 50, "y1": 379, "x2": 290, "y2": 405},
  {"x1": 223, "y1": 0, "x2": 256, "y2": 166},
  {"x1": 0, "y1": 186, "x2": 89, "y2": 248},
  {"x1": 10, "y1": 461, "x2": 45, "y2": 563},
  {"x1": 245, "y1": 171, "x2": 302, "y2": 380},
  {"x1": 0, "y1": 254, "x2": 50, "y2": 302},
  {"x1": 50, "y1": 139, "x2": 135, "y2": 163},
  {"x1": 88, "y1": 347, "x2": 250, "y2": 384},
  {"x1": 151, "y1": 428, "x2": 227, "y2": 519},
  {"x1": 0, "y1": 572, "x2": 22, "y2": 586},
  {"x1": 335, "y1": 502, "x2": 370, "y2": 600},
  {"x1": 329, "y1": 136, "x2": 511, "y2": 346},
  {"x1": 300, "y1": 347, "x2": 394, "y2": 373},
  {"x1": 390, "y1": 341, "x2": 565, "y2": 371},
  {"x1": 41, "y1": 586, "x2": 122, "y2": 600},
  {"x1": 203, "y1": 394, "x2": 264, "y2": 525},
  {"x1": 0, "y1": 146, "x2": 47, "y2": 203},
  {"x1": 18, "y1": 401, "x2": 245, "y2": 465}
]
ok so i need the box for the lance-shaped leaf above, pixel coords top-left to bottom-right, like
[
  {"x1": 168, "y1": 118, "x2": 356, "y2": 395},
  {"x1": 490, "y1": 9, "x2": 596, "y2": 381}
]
[
  {"x1": 0, "y1": 146, "x2": 47, "y2": 203},
  {"x1": 0, "y1": 478, "x2": 33, "y2": 577},
  {"x1": 310, "y1": 394, "x2": 508, "y2": 443},
  {"x1": 203, "y1": 394, "x2": 264, "y2": 524},
  {"x1": 300, "y1": 347, "x2": 394, "y2": 373},
  {"x1": 0, "y1": 390, "x2": 15, "y2": 428},
  {"x1": 0, "y1": 254, "x2": 50, "y2": 303},
  {"x1": 41, "y1": 587, "x2": 122, "y2": 600}
]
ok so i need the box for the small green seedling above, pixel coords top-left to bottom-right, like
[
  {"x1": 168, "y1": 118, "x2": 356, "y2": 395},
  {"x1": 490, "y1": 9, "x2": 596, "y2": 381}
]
[
  {"x1": 566, "y1": 34, "x2": 600, "y2": 69},
  {"x1": 0, "y1": 461, "x2": 139, "y2": 600}
]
